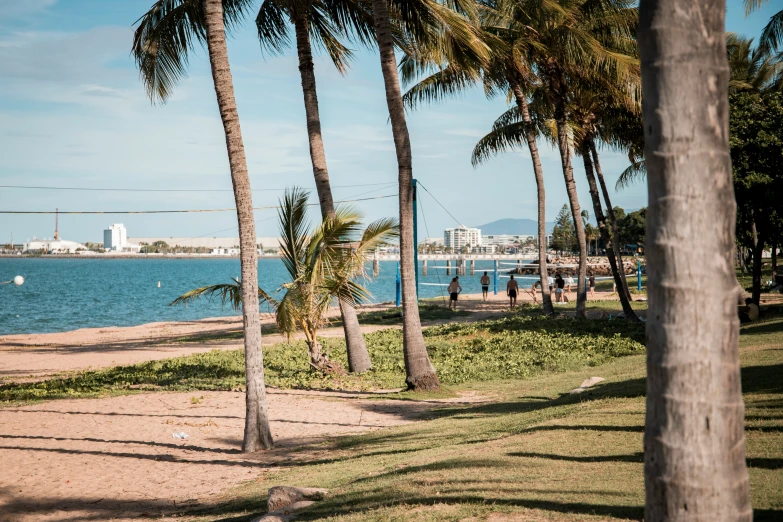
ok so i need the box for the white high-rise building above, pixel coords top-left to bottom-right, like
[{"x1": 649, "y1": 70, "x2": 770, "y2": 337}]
[
  {"x1": 444, "y1": 226, "x2": 481, "y2": 250},
  {"x1": 104, "y1": 223, "x2": 128, "y2": 251}
]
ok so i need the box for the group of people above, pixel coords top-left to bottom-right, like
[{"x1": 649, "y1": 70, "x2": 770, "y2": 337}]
[{"x1": 446, "y1": 270, "x2": 600, "y2": 310}]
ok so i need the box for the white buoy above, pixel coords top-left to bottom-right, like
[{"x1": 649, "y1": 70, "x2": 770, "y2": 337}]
[
  {"x1": 157, "y1": 281, "x2": 161, "y2": 288},
  {"x1": 13, "y1": 275, "x2": 24, "y2": 286}
]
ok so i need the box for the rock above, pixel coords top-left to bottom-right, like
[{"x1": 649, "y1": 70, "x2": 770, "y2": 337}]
[
  {"x1": 267, "y1": 486, "x2": 328, "y2": 513},
  {"x1": 569, "y1": 376, "x2": 605, "y2": 394},
  {"x1": 250, "y1": 501, "x2": 316, "y2": 522}
]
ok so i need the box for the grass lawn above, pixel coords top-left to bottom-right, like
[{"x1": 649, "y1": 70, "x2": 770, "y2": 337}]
[
  {"x1": 3, "y1": 302, "x2": 780, "y2": 521},
  {"x1": 181, "y1": 306, "x2": 781, "y2": 522}
]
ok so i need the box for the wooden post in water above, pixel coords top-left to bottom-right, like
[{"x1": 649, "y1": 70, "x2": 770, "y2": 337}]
[
  {"x1": 422, "y1": 259, "x2": 427, "y2": 276},
  {"x1": 517, "y1": 259, "x2": 522, "y2": 274},
  {"x1": 470, "y1": 259, "x2": 475, "y2": 275},
  {"x1": 373, "y1": 255, "x2": 380, "y2": 277},
  {"x1": 446, "y1": 259, "x2": 451, "y2": 275}
]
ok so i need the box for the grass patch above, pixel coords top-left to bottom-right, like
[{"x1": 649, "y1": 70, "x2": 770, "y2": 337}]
[
  {"x1": 181, "y1": 316, "x2": 783, "y2": 522},
  {"x1": 0, "y1": 313, "x2": 645, "y2": 404}
]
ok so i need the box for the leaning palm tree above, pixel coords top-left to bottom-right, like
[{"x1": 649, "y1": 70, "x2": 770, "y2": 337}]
[
  {"x1": 368, "y1": 0, "x2": 488, "y2": 390},
  {"x1": 255, "y1": 0, "x2": 378, "y2": 373},
  {"x1": 639, "y1": 0, "x2": 752, "y2": 519},
  {"x1": 132, "y1": 0, "x2": 273, "y2": 452},
  {"x1": 173, "y1": 188, "x2": 399, "y2": 370}
]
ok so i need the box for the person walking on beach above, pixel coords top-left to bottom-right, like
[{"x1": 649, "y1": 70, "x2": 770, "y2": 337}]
[
  {"x1": 566, "y1": 274, "x2": 574, "y2": 297},
  {"x1": 447, "y1": 277, "x2": 462, "y2": 310},
  {"x1": 588, "y1": 273, "x2": 596, "y2": 297},
  {"x1": 547, "y1": 274, "x2": 555, "y2": 294},
  {"x1": 555, "y1": 273, "x2": 565, "y2": 303},
  {"x1": 506, "y1": 275, "x2": 519, "y2": 309},
  {"x1": 480, "y1": 271, "x2": 491, "y2": 301}
]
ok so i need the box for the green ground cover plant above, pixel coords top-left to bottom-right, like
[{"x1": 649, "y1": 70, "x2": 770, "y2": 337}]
[{"x1": 0, "y1": 312, "x2": 645, "y2": 403}]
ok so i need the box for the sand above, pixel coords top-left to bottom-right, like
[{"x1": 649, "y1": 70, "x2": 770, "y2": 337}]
[
  {"x1": 0, "y1": 289, "x2": 626, "y2": 522},
  {"x1": 0, "y1": 388, "x2": 486, "y2": 522}
]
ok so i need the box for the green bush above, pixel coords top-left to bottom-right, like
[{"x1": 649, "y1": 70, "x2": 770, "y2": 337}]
[{"x1": 0, "y1": 315, "x2": 645, "y2": 403}]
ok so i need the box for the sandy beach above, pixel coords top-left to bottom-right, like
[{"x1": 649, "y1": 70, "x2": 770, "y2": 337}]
[{"x1": 0, "y1": 289, "x2": 623, "y2": 522}]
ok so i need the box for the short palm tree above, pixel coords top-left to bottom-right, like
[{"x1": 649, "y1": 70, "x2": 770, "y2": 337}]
[
  {"x1": 132, "y1": 0, "x2": 273, "y2": 452},
  {"x1": 255, "y1": 0, "x2": 379, "y2": 373},
  {"x1": 172, "y1": 188, "x2": 399, "y2": 370}
]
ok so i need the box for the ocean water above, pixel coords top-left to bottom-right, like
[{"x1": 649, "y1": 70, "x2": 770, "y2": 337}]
[{"x1": 0, "y1": 258, "x2": 538, "y2": 335}]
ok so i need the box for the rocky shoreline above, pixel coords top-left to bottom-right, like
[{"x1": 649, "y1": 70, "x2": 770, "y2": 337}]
[{"x1": 508, "y1": 257, "x2": 641, "y2": 277}]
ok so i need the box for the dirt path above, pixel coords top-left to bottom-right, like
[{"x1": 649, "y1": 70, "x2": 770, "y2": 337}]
[{"x1": 0, "y1": 388, "x2": 489, "y2": 522}]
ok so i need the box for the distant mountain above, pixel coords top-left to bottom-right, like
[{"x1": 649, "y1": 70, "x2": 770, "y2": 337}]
[{"x1": 475, "y1": 218, "x2": 554, "y2": 235}]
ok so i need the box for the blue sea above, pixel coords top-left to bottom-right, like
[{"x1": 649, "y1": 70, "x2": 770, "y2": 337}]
[{"x1": 0, "y1": 258, "x2": 539, "y2": 335}]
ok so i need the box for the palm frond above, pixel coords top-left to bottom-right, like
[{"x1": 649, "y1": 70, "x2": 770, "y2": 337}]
[
  {"x1": 471, "y1": 121, "x2": 527, "y2": 166},
  {"x1": 169, "y1": 279, "x2": 243, "y2": 310},
  {"x1": 132, "y1": 0, "x2": 256, "y2": 103},
  {"x1": 277, "y1": 187, "x2": 310, "y2": 281},
  {"x1": 615, "y1": 159, "x2": 646, "y2": 190},
  {"x1": 759, "y1": 8, "x2": 783, "y2": 55}
]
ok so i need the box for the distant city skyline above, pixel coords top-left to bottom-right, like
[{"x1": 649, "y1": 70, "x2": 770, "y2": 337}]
[{"x1": 1, "y1": 0, "x2": 778, "y2": 242}]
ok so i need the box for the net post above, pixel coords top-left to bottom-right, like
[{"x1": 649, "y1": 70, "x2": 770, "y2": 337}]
[{"x1": 494, "y1": 259, "x2": 498, "y2": 295}]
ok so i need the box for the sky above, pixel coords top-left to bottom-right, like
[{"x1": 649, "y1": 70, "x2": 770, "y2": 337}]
[{"x1": 0, "y1": 0, "x2": 779, "y2": 244}]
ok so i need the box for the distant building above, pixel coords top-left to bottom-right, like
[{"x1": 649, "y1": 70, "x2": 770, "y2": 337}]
[
  {"x1": 104, "y1": 224, "x2": 128, "y2": 251},
  {"x1": 483, "y1": 234, "x2": 535, "y2": 247},
  {"x1": 23, "y1": 238, "x2": 87, "y2": 254},
  {"x1": 444, "y1": 226, "x2": 481, "y2": 250},
  {"x1": 210, "y1": 248, "x2": 241, "y2": 255},
  {"x1": 104, "y1": 224, "x2": 140, "y2": 252}
]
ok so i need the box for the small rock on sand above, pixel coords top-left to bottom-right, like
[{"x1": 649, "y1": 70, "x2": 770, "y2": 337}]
[
  {"x1": 569, "y1": 376, "x2": 605, "y2": 394},
  {"x1": 267, "y1": 486, "x2": 328, "y2": 513}
]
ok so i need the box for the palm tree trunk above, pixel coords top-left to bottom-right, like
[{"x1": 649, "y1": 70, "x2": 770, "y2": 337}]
[
  {"x1": 639, "y1": 0, "x2": 751, "y2": 519},
  {"x1": 293, "y1": 15, "x2": 373, "y2": 373},
  {"x1": 750, "y1": 217, "x2": 764, "y2": 305},
  {"x1": 370, "y1": 0, "x2": 438, "y2": 390},
  {"x1": 589, "y1": 142, "x2": 632, "y2": 300},
  {"x1": 509, "y1": 78, "x2": 553, "y2": 314},
  {"x1": 547, "y1": 73, "x2": 587, "y2": 317},
  {"x1": 581, "y1": 142, "x2": 638, "y2": 321},
  {"x1": 203, "y1": 0, "x2": 273, "y2": 452},
  {"x1": 772, "y1": 240, "x2": 777, "y2": 282},
  {"x1": 558, "y1": 124, "x2": 588, "y2": 319}
]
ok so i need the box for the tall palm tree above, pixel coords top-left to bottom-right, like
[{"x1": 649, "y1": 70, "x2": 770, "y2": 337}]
[
  {"x1": 368, "y1": 0, "x2": 488, "y2": 390},
  {"x1": 255, "y1": 0, "x2": 378, "y2": 373},
  {"x1": 639, "y1": 0, "x2": 752, "y2": 519},
  {"x1": 492, "y1": 0, "x2": 637, "y2": 318},
  {"x1": 172, "y1": 188, "x2": 398, "y2": 370},
  {"x1": 400, "y1": 6, "x2": 557, "y2": 314},
  {"x1": 132, "y1": 0, "x2": 273, "y2": 452}
]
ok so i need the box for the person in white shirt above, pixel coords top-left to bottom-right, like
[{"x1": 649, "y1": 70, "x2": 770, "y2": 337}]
[{"x1": 566, "y1": 274, "x2": 574, "y2": 296}]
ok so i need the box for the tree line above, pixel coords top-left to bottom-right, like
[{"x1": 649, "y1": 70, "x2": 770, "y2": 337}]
[{"x1": 131, "y1": 0, "x2": 779, "y2": 518}]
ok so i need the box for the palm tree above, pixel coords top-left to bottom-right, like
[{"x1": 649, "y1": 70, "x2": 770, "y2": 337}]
[
  {"x1": 401, "y1": 2, "x2": 559, "y2": 315},
  {"x1": 173, "y1": 188, "x2": 398, "y2": 370},
  {"x1": 639, "y1": 0, "x2": 752, "y2": 519},
  {"x1": 132, "y1": 0, "x2": 273, "y2": 452},
  {"x1": 745, "y1": 0, "x2": 783, "y2": 54},
  {"x1": 489, "y1": 0, "x2": 637, "y2": 318},
  {"x1": 255, "y1": 0, "x2": 378, "y2": 373},
  {"x1": 367, "y1": 0, "x2": 487, "y2": 390}
]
